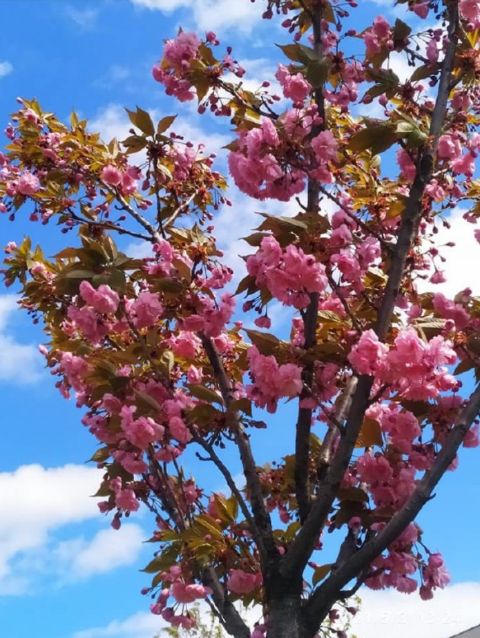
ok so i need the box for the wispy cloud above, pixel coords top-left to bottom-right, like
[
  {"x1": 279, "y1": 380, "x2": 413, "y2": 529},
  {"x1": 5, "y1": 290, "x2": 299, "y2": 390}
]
[
  {"x1": 94, "y1": 65, "x2": 132, "y2": 90},
  {"x1": 0, "y1": 464, "x2": 101, "y2": 593},
  {"x1": 0, "y1": 61, "x2": 13, "y2": 78},
  {"x1": 54, "y1": 524, "x2": 144, "y2": 581},
  {"x1": 0, "y1": 295, "x2": 43, "y2": 384},
  {"x1": 352, "y1": 582, "x2": 480, "y2": 638},
  {"x1": 65, "y1": 6, "x2": 99, "y2": 30},
  {"x1": 73, "y1": 610, "x2": 167, "y2": 638},
  {"x1": 130, "y1": 0, "x2": 262, "y2": 34}
]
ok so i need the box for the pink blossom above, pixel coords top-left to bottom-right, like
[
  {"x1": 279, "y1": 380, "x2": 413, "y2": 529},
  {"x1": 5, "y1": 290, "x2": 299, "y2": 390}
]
[
  {"x1": 437, "y1": 134, "x2": 462, "y2": 160},
  {"x1": 426, "y1": 38, "x2": 439, "y2": 63},
  {"x1": 412, "y1": 1, "x2": 429, "y2": 18},
  {"x1": 169, "y1": 416, "x2": 192, "y2": 444},
  {"x1": 67, "y1": 305, "x2": 108, "y2": 343},
  {"x1": 451, "y1": 152, "x2": 476, "y2": 177},
  {"x1": 311, "y1": 130, "x2": 337, "y2": 162},
  {"x1": 227, "y1": 569, "x2": 263, "y2": 595},
  {"x1": 115, "y1": 487, "x2": 140, "y2": 512},
  {"x1": 348, "y1": 330, "x2": 388, "y2": 375},
  {"x1": 201, "y1": 294, "x2": 236, "y2": 338},
  {"x1": 331, "y1": 250, "x2": 362, "y2": 283},
  {"x1": 430, "y1": 270, "x2": 446, "y2": 284},
  {"x1": 171, "y1": 581, "x2": 209, "y2": 603},
  {"x1": 187, "y1": 365, "x2": 203, "y2": 384},
  {"x1": 423, "y1": 553, "x2": 450, "y2": 591},
  {"x1": 129, "y1": 291, "x2": 163, "y2": 329},
  {"x1": 16, "y1": 172, "x2": 40, "y2": 195},
  {"x1": 460, "y1": 0, "x2": 480, "y2": 29},
  {"x1": 425, "y1": 179, "x2": 446, "y2": 201},
  {"x1": 101, "y1": 165, "x2": 123, "y2": 186},
  {"x1": 433, "y1": 293, "x2": 469, "y2": 329},
  {"x1": 228, "y1": 118, "x2": 306, "y2": 201},
  {"x1": 397, "y1": 148, "x2": 416, "y2": 181},
  {"x1": 120, "y1": 405, "x2": 164, "y2": 449},
  {"x1": 382, "y1": 329, "x2": 459, "y2": 400},
  {"x1": 368, "y1": 404, "x2": 420, "y2": 452},
  {"x1": 464, "y1": 423, "x2": 479, "y2": 448},
  {"x1": 169, "y1": 331, "x2": 201, "y2": 359},
  {"x1": 60, "y1": 352, "x2": 89, "y2": 392},
  {"x1": 254, "y1": 315, "x2": 271, "y2": 329},
  {"x1": 247, "y1": 346, "x2": 303, "y2": 412},
  {"x1": 164, "y1": 31, "x2": 200, "y2": 67},
  {"x1": 79, "y1": 280, "x2": 119, "y2": 314},
  {"x1": 356, "y1": 453, "x2": 393, "y2": 485},
  {"x1": 363, "y1": 16, "x2": 393, "y2": 57},
  {"x1": 276, "y1": 64, "x2": 312, "y2": 103},
  {"x1": 247, "y1": 236, "x2": 327, "y2": 309}
]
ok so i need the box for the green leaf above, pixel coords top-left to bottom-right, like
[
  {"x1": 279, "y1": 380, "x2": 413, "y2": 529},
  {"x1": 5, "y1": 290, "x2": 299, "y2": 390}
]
[
  {"x1": 229, "y1": 397, "x2": 252, "y2": 417},
  {"x1": 306, "y1": 58, "x2": 330, "y2": 88},
  {"x1": 455, "y1": 358, "x2": 475, "y2": 375},
  {"x1": 338, "y1": 487, "x2": 369, "y2": 503},
  {"x1": 393, "y1": 18, "x2": 412, "y2": 43},
  {"x1": 188, "y1": 384, "x2": 224, "y2": 405},
  {"x1": 121, "y1": 135, "x2": 148, "y2": 154},
  {"x1": 277, "y1": 43, "x2": 303, "y2": 63},
  {"x1": 411, "y1": 64, "x2": 438, "y2": 82},
  {"x1": 312, "y1": 563, "x2": 334, "y2": 586},
  {"x1": 90, "y1": 447, "x2": 110, "y2": 463},
  {"x1": 245, "y1": 330, "x2": 281, "y2": 356},
  {"x1": 258, "y1": 213, "x2": 307, "y2": 232},
  {"x1": 199, "y1": 42, "x2": 217, "y2": 66},
  {"x1": 156, "y1": 115, "x2": 177, "y2": 135},
  {"x1": 243, "y1": 232, "x2": 267, "y2": 247},
  {"x1": 213, "y1": 494, "x2": 238, "y2": 524},
  {"x1": 356, "y1": 417, "x2": 383, "y2": 448},
  {"x1": 126, "y1": 107, "x2": 155, "y2": 136},
  {"x1": 349, "y1": 123, "x2": 398, "y2": 155},
  {"x1": 235, "y1": 274, "x2": 256, "y2": 296},
  {"x1": 62, "y1": 269, "x2": 95, "y2": 279},
  {"x1": 134, "y1": 390, "x2": 162, "y2": 413}
]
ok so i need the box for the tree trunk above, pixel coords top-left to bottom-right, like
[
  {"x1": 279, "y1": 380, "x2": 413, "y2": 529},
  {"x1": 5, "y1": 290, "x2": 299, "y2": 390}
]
[{"x1": 268, "y1": 595, "x2": 306, "y2": 638}]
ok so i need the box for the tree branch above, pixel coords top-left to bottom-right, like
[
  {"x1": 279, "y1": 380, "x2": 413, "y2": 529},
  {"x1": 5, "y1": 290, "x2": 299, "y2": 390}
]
[
  {"x1": 105, "y1": 185, "x2": 162, "y2": 242},
  {"x1": 68, "y1": 209, "x2": 153, "y2": 243},
  {"x1": 200, "y1": 335, "x2": 278, "y2": 565},
  {"x1": 305, "y1": 383, "x2": 480, "y2": 629},
  {"x1": 203, "y1": 567, "x2": 251, "y2": 638},
  {"x1": 193, "y1": 434, "x2": 257, "y2": 533},
  {"x1": 282, "y1": 0, "x2": 459, "y2": 584},
  {"x1": 294, "y1": 1, "x2": 325, "y2": 524}
]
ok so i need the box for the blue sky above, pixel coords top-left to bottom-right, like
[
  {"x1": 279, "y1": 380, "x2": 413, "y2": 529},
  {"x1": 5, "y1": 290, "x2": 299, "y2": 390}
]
[{"x1": 1, "y1": 1, "x2": 480, "y2": 637}]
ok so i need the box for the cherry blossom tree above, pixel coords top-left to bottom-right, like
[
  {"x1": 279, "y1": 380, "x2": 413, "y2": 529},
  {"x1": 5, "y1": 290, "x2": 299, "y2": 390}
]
[{"x1": 2, "y1": 1, "x2": 480, "y2": 636}]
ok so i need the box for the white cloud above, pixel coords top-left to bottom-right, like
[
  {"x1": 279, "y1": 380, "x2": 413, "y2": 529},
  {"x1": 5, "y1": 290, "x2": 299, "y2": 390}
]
[
  {"x1": 65, "y1": 6, "x2": 99, "y2": 30},
  {"x1": 0, "y1": 61, "x2": 13, "y2": 78},
  {"x1": 417, "y1": 208, "x2": 480, "y2": 298},
  {"x1": 55, "y1": 524, "x2": 144, "y2": 580},
  {"x1": 0, "y1": 464, "x2": 101, "y2": 588},
  {"x1": 90, "y1": 104, "x2": 132, "y2": 145},
  {"x1": 366, "y1": 0, "x2": 409, "y2": 18},
  {"x1": 0, "y1": 295, "x2": 43, "y2": 384},
  {"x1": 130, "y1": 0, "x2": 262, "y2": 33},
  {"x1": 352, "y1": 583, "x2": 480, "y2": 638},
  {"x1": 73, "y1": 582, "x2": 480, "y2": 638},
  {"x1": 94, "y1": 65, "x2": 131, "y2": 90},
  {"x1": 73, "y1": 611, "x2": 168, "y2": 638},
  {"x1": 131, "y1": 0, "x2": 190, "y2": 10}
]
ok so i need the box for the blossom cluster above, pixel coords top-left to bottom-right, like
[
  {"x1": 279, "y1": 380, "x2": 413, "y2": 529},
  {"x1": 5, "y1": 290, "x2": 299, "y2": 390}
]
[{"x1": 247, "y1": 236, "x2": 327, "y2": 308}]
